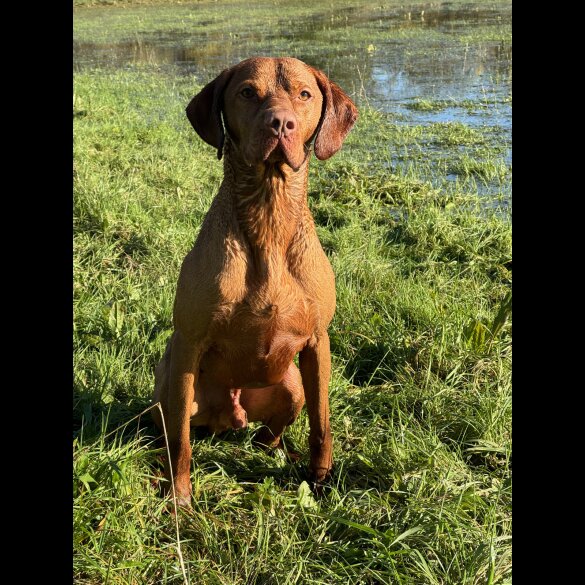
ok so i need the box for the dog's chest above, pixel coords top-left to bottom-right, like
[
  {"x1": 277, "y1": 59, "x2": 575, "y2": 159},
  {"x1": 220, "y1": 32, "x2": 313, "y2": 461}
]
[
  {"x1": 213, "y1": 278, "x2": 317, "y2": 344},
  {"x1": 206, "y1": 277, "x2": 317, "y2": 386}
]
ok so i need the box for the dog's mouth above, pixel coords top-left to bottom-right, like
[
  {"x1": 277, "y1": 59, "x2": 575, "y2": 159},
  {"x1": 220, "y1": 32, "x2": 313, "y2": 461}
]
[
  {"x1": 261, "y1": 136, "x2": 280, "y2": 161},
  {"x1": 240, "y1": 132, "x2": 307, "y2": 172},
  {"x1": 261, "y1": 136, "x2": 306, "y2": 171}
]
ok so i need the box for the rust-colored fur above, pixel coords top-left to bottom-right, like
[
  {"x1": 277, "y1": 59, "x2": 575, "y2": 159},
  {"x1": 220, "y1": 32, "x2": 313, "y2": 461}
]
[{"x1": 152, "y1": 57, "x2": 358, "y2": 506}]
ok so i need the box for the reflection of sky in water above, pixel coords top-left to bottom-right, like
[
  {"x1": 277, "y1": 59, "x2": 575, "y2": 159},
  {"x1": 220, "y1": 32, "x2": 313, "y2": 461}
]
[
  {"x1": 74, "y1": 38, "x2": 511, "y2": 123},
  {"x1": 368, "y1": 47, "x2": 510, "y2": 122}
]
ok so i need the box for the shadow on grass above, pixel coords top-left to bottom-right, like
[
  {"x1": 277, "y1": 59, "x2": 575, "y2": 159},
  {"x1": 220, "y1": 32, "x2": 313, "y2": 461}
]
[
  {"x1": 73, "y1": 384, "x2": 157, "y2": 442},
  {"x1": 341, "y1": 339, "x2": 403, "y2": 386}
]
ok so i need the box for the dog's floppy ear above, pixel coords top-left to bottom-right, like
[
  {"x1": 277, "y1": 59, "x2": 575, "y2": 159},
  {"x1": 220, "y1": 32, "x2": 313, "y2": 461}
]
[
  {"x1": 311, "y1": 68, "x2": 358, "y2": 161},
  {"x1": 186, "y1": 68, "x2": 234, "y2": 160}
]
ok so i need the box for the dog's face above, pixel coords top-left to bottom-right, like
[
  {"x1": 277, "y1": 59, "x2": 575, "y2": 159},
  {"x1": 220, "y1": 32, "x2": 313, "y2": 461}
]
[
  {"x1": 221, "y1": 58, "x2": 325, "y2": 170},
  {"x1": 187, "y1": 57, "x2": 358, "y2": 170}
]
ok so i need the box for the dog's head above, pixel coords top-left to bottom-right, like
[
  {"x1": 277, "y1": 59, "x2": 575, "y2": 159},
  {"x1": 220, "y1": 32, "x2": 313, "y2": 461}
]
[{"x1": 186, "y1": 57, "x2": 358, "y2": 171}]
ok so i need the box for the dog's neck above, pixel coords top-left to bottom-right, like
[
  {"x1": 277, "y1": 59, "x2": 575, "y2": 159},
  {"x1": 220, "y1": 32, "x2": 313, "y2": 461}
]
[{"x1": 222, "y1": 139, "x2": 310, "y2": 272}]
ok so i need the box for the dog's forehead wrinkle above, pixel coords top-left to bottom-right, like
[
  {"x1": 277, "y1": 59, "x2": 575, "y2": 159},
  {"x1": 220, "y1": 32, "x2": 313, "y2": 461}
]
[
  {"x1": 275, "y1": 61, "x2": 291, "y2": 92},
  {"x1": 231, "y1": 57, "x2": 314, "y2": 95}
]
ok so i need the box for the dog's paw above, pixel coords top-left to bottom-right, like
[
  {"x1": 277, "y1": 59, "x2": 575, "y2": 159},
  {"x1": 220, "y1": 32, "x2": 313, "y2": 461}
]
[
  {"x1": 254, "y1": 433, "x2": 302, "y2": 464},
  {"x1": 161, "y1": 479, "x2": 193, "y2": 510},
  {"x1": 253, "y1": 428, "x2": 281, "y2": 450},
  {"x1": 283, "y1": 446, "x2": 302, "y2": 463},
  {"x1": 173, "y1": 492, "x2": 193, "y2": 509},
  {"x1": 308, "y1": 466, "x2": 333, "y2": 496}
]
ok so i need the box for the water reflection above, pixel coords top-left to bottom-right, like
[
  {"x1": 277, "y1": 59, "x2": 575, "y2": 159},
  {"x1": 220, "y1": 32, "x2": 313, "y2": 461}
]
[{"x1": 74, "y1": 3, "x2": 511, "y2": 120}]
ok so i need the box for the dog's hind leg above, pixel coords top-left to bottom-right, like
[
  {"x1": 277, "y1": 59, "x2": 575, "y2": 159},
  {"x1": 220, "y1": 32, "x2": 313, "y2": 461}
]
[{"x1": 242, "y1": 362, "x2": 305, "y2": 450}]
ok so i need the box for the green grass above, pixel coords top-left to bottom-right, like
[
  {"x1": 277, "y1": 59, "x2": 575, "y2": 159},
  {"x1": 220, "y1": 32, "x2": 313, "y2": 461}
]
[
  {"x1": 405, "y1": 99, "x2": 450, "y2": 112},
  {"x1": 74, "y1": 2, "x2": 511, "y2": 582},
  {"x1": 74, "y1": 0, "x2": 512, "y2": 47},
  {"x1": 449, "y1": 153, "x2": 510, "y2": 181},
  {"x1": 74, "y1": 66, "x2": 511, "y2": 584}
]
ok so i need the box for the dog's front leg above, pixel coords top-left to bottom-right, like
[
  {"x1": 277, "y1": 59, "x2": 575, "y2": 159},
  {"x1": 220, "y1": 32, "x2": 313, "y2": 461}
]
[
  {"x1": 299, "y1": 331, "x2": 333, "y2": 485},
  {"x1": 164, "y1": 330, "x2": 202, "y2": 508}
]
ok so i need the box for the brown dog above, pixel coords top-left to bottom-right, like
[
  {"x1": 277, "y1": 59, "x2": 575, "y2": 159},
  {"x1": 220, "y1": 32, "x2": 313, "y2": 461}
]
[{"x1": 152, "y1": 57, "x2": 358, "y2": 507}]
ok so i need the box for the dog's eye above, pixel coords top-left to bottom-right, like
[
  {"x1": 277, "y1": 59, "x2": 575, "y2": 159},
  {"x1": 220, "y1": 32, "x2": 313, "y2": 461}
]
[
  {"x1": 299, "y1": 90, "x2": 311, "y2": 101},
  {"x1": 240, "y1": 87, "x2": 256, "y2": 99}
]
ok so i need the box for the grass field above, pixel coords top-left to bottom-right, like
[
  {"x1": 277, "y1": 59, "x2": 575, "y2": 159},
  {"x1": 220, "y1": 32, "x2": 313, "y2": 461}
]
[{"x1": 74, "y1": 2, "x2": 511, "y2": 583}]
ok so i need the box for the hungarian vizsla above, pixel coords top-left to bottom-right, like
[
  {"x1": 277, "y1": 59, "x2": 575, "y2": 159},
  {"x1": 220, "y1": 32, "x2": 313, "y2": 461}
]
[{"x1": 152, "y1": 57, "x2": 358, "y2": 507}]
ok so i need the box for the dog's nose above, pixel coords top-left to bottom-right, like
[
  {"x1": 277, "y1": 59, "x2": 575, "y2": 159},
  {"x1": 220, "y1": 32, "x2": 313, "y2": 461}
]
[{"x1": 265, "y1": 110, "x2": 297, "y2": 137}]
